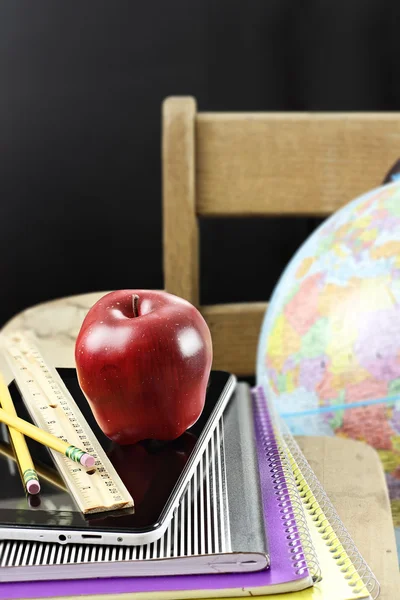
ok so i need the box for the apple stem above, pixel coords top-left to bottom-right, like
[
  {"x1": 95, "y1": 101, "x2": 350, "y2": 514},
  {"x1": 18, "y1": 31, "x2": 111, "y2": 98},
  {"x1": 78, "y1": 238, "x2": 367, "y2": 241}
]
[{"x1": 132, "y1": 294, "x2": 139, "y2": 318}]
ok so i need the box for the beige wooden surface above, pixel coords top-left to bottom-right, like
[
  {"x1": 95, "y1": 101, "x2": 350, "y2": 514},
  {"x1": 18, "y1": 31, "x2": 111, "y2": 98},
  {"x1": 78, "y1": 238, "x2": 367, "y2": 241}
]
[
  {"x1": 2, "y1": 292, "x2": 399, "y2": 598},
  {"x1": 202, "y1": 302, "x2": 267, "y2": 376},
  {"x1": 196, "y1": 112, "x2": 400, "y2": 217},
  {"x1": 162, "y1": 97, "x2": 199, "y2": 306},
  {"x1": 297, "y1": 437, "x2": 399, "y2": 599},
  {"x1": 162, "y1": 99, "x2": 400, "y2": 376}
]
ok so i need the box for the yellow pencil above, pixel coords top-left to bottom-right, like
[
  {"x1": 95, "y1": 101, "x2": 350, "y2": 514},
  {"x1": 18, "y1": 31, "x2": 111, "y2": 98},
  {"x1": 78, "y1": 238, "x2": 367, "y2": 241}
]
[
  {"x1": 0, "y1": 407, "x2": 95, "y2": 468},
  {"x1": 0, "y1": 374, "x2": 40, "y2": 495}
]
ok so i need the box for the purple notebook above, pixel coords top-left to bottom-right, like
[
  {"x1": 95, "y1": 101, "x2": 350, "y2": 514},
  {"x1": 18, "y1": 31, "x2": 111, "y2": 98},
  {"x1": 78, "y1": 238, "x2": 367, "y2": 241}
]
[{"x1": 2, "y1": 387, "x2": 314, "y2": 599}]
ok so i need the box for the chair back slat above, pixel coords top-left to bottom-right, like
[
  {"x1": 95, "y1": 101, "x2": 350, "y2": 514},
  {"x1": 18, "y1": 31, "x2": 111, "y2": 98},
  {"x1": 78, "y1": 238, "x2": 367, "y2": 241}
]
[{"x1": 196, "y1": 112, "x2": 400, "y2": 216}]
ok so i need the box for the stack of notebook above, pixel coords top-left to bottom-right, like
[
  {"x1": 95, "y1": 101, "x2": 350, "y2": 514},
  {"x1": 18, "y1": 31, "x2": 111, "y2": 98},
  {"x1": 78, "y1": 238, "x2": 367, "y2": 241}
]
[{"x1": 1, "y1": 383, "x2": 379, "y2": 600}]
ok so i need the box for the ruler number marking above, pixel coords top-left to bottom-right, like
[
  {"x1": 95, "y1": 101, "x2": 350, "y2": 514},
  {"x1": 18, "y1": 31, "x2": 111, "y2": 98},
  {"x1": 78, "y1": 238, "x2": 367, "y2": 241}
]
[{"x1": 4, "y1": 334, "x2": 133, "y2": 512}]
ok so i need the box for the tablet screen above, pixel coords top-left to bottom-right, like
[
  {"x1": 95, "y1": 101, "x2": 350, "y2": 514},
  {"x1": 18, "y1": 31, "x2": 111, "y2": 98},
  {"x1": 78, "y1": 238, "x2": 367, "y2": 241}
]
[{"x1": 0, "y1": 369, "x2": 233, "y2": 534}]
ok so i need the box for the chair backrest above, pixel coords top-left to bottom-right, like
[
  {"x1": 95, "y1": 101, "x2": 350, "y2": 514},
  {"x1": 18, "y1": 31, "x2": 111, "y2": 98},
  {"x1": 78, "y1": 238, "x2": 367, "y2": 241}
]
[{"x1": 162, "y1": 96, "x2": 400, "y2": 375}]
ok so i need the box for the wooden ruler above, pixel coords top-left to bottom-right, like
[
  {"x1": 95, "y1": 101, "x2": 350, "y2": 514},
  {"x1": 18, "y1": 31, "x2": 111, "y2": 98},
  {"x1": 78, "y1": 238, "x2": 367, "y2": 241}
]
[{"x1": 1, "y1": 330, "x2": 134, "y2": 515}]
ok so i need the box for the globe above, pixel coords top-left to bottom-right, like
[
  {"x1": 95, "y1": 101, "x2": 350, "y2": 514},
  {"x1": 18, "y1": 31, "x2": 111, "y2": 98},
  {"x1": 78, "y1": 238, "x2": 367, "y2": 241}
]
[{"x1": 257, "y1": 180, "x2": 400, "y2": 560}]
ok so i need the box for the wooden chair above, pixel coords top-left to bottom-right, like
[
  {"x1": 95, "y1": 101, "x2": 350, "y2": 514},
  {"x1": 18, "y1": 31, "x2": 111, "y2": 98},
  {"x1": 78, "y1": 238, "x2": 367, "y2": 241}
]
[
  {"x1": 162, "y1": 97, "x2": 400, "y2": 375},
  {"x1": 0, "y1": 102, "x2": 398, "y2": 596}
]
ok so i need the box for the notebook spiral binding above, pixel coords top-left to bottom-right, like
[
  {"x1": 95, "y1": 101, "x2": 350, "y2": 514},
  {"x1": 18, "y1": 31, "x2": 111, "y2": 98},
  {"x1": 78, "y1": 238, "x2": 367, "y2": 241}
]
[
  {"x1": 253, "y1": 387, "x2": 321, "y2": 583},
  {"x1": 279, "y1": 417, "x2": 380, "y2": 599},
  {"x1": 275, "y1": 445, "x2": 322, "y2": 583}
]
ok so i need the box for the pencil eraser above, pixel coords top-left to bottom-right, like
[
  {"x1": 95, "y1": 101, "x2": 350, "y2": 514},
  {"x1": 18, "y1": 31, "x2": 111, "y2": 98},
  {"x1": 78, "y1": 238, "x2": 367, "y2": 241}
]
[
  {"x1": 27, "y1": 480, "x2": 41, "y2": 495},
  {"x1": 81, "y1": 453, "x2": 95, "y2": 468}
]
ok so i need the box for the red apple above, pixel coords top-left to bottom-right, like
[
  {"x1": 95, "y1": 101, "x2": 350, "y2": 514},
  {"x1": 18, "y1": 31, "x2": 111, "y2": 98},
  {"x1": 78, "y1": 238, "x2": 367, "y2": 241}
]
[{"x1": 75, "y1": 290, "x2": 212, "y2": 444}]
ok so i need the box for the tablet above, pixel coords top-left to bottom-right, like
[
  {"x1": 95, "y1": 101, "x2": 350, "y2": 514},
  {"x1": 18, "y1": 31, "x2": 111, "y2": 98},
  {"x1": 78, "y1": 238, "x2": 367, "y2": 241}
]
[{"x1": 0, "y1": 369, "x2": 236, "y2": 546}]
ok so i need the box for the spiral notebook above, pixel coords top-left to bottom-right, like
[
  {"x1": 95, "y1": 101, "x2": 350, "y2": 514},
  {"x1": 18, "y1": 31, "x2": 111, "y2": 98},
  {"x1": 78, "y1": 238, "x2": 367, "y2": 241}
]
[
  {"x1": 1, "y1": 385, "x2": 379, "y2": 600},
  {"x1": 1, "y1": 383, "x2": 316, "y2": 597}
]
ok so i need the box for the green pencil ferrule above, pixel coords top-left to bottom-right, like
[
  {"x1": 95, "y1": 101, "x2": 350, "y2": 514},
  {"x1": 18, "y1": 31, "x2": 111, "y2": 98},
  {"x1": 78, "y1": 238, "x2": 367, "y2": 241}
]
[
  {"x1": 23, "y1": 468, "x2": 39, "y2": 484},
  {"x1": 65, "y1": 445, "x2": 85, "y2": 463}
]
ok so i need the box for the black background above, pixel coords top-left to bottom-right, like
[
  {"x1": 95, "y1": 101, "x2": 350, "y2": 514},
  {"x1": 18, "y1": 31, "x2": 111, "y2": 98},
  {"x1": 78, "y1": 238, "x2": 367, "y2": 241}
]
[{"x1": 1, "y1": 1, "x2": 400, "y2": 326}]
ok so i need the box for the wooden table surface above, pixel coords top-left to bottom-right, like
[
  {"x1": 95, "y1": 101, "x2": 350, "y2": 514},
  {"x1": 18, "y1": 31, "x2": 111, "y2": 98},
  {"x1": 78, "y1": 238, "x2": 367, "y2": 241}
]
[{"x1": 1, "y1": 292, "x2": 399, "y2": 598}]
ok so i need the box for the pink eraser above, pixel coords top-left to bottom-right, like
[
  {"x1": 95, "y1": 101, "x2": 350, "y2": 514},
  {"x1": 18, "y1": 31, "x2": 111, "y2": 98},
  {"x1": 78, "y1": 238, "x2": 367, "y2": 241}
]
[
  {"x1": 27, "y1": 480, "x2": 41, "y2": 495},
  {"x1": 81, "y1": 453, "x2": 95, "y2": 468}
]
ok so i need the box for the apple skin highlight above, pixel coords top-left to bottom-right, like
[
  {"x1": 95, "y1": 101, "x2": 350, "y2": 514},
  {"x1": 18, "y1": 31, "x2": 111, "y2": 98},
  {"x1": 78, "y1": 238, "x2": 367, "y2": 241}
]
[{"x1": 75, "y1": 290, "x2": 213, "y2": 445}]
